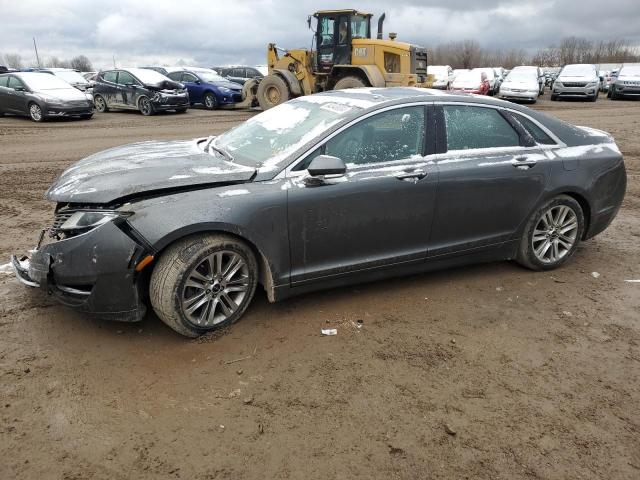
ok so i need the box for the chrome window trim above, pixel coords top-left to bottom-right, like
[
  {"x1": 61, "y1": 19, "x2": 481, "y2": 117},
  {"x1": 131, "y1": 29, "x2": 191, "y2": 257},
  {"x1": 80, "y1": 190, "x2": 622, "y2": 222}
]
[{"x1": 276, "y1": 101, "x2": 433, "y2": 179}]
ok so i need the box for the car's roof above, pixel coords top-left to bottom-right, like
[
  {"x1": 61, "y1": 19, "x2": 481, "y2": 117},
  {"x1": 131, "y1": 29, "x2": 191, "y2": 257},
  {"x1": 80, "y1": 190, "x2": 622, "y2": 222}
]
[
  {"x1": 4, "y1": 71, "x2": 55, "y2": 80},
  {"x1": 300, "y1": 87, "x2": 528, "y2": 112}
]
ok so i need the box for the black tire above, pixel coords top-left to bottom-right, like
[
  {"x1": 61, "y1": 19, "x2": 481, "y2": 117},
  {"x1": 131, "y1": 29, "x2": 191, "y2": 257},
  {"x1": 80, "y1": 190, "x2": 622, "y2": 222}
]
[
  {"x1": 150, "y1": 234, "x2": 259, "y2": 338},
  {"x1": 28, "y1": 102, "x2": 44, "y2": 122},
  {"x1": 80, "y1": 113, "x2": 93, "y2": 120},
  {"x1": 333, "y1": 75, "x2": 368, "y2": 90},
  {"x1": 94, "y1": 94, "x2": 108, "y2": 112},
  {"x1": 516, "y1": 195, "x2": 585, "y2": 271},
  {"x1": 138, "y1": 96, "x2": 154, "y2": 116},
  {"x1": 257, "y1": 75, "x2": 290, "y2": 110},
  {"x1": 175, "y1": 107, "x2": 188, "y2": 113},
  {"x1": 203, "y1": 92, "x2": 218, "y2": 110},
  {"x1": 551, "y1": 94, "x2": 558, "y2": 101},
  {"x1": 590, "y1": 92, "x2": 598, "y2": 102}
]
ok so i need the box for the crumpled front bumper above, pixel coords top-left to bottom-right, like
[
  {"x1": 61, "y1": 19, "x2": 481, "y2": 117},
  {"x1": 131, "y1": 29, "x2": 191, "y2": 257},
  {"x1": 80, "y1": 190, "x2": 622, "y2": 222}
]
[{"x1": 11, "y1": 220, "x2": 149, "y2": 322}]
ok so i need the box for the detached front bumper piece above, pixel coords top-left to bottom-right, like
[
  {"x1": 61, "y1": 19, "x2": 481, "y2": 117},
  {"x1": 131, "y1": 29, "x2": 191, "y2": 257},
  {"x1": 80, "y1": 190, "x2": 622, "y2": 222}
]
[{"x1": 11, "y1": 221, "x2": 149, "y2": 322}]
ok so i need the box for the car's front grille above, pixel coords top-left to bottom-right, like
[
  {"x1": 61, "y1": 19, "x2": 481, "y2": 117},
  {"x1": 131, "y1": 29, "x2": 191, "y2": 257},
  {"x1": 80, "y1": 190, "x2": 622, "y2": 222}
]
[{"x1": 563, "y1": 82, "x2": 588, "y2": 88}]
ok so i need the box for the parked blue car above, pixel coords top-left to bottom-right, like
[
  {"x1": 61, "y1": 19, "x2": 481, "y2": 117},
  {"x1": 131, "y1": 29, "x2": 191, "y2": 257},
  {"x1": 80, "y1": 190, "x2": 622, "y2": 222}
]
[{"x1": 166, "y1": 67, "x2": 242, "y2": 109}]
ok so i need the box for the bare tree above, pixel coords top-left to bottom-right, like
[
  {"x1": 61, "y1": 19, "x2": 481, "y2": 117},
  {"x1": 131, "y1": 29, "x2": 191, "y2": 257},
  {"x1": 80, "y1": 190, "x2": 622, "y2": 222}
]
[
  {"x1": 70, "y1": 55, "x2": 93, "y2": 71},
  {"x1": 4, "y1": 53, "x2": 23, "y2": 69}
]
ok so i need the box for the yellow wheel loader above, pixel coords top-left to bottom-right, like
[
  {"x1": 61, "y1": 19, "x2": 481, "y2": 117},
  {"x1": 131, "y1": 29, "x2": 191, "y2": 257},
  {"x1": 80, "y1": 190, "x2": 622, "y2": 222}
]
[{"x1": 241, "y1": 10, "x2": 433, "y2": 109}]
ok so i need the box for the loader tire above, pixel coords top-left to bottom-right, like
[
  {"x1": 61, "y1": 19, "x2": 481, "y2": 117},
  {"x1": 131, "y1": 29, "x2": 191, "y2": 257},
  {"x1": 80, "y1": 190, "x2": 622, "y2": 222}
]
[
  {"x1": 334, "y1": 76, "x2": 368, "y2": 90},
  {"x1": 257, "y1": 75, "x2": 290, "y2": 110}
]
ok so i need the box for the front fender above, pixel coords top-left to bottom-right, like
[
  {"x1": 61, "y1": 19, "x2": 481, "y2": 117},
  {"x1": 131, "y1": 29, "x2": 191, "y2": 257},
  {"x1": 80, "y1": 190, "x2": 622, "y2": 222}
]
[{"x1": 126, "y1": 181, "x2": 290, "y2": 288}]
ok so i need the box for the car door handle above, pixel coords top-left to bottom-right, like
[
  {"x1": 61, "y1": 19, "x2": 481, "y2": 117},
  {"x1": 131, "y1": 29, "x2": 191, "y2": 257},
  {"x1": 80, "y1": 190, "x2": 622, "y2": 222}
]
[
  {"x1": 512, "y1": 157, "x2": 537, "y2": 169},
  {"x1": 394, "y1": 169, "x2": 427, "y2": 181}
]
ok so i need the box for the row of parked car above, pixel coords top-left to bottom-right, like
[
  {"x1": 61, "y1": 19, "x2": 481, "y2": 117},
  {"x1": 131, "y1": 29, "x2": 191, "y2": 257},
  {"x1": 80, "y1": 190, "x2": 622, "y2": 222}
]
[
  {"x1": 0, "y1": 64, "x2": 267, "y2": 122},
  {"x1": 426, "y1": 63, "x2": 640, "y2": 104}
]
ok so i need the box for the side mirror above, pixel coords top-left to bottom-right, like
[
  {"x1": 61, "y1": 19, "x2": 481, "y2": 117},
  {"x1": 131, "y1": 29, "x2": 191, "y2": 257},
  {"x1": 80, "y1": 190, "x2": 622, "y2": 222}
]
[
  {"x1": 194, "y1": 79, "x2": 201, "y2": 84},
  {"x1": 307, "y1": 155, "x2": 346, "y2": 177}
]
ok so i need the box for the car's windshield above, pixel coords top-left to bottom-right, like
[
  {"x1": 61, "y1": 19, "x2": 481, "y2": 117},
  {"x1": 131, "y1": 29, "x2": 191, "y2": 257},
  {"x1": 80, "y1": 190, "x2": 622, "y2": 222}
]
[
  {"x1": 21, "y1": 73, "x2": 76, "y2": 91},
  {"x1": 505, "y1": 71, "x2": 536, "y2": 82},
  {"x1": 620, "y1": 66, "x2": 640, "y2": 76},
  {"x1": 53, "y1": 70, "x2": 88, "y2": 84},
  {"x1": 561, "y1": 65, "x2": 595, "y2": 76},
  {"x1": 128, "y1": 68, "x2": 169, "y2": 84},
  {"x1": 213, "y1": 96, "x2": 364, "y2": 170},
  {"x1": 193, "y1": 69, "x2": 226, "y2": 82}
]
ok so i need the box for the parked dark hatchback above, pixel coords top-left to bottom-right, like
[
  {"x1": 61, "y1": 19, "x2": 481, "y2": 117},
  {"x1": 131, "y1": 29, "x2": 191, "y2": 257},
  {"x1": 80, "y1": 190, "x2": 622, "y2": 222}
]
[
  {"x1": 12, "y1": 89, "x2": 626, "y2": 337},
  {"x1": 212, "y1": 66, "x2": 263, "y2": 85},
  {"x1": 0, "y1": 72, "x2": 94, "y2": 121},
  {"x1": 92, "y1": 68, "x2": 189, "y2": 115}
]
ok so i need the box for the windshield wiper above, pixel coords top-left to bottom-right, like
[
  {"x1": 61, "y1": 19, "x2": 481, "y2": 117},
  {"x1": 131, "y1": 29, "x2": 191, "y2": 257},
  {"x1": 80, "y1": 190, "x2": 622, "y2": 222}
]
[{"x1": 208, "y1": 139, "x2": 234, "y2": 162}]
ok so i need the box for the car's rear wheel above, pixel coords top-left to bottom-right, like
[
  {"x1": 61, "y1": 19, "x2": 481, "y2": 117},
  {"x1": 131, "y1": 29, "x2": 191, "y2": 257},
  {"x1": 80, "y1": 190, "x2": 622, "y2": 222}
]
[
  {"x1": 138, "y1": 96, "x2": 154, "y2": 116},
  {"x1": 150, "y1": 234, "x2": 258, "y2": 337},
  {"x1": 516, "y1": 195, "x2": 585, "y2": 271},
  {"x1": 203, "y1": 92, "x2": 218, "y2": 110},
  {"x1": 28, "y1": 102, "x2": 44, "y2": 122},
  {"x1": 94, "y1": 95, "x2": 108, "y2": 112}
]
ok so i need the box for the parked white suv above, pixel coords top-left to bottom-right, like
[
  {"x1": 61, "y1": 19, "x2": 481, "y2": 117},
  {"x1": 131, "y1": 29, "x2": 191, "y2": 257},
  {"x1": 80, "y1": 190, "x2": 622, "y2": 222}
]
[{"x1": 551, "y1": 64, "x2": 600, "y2": 102}]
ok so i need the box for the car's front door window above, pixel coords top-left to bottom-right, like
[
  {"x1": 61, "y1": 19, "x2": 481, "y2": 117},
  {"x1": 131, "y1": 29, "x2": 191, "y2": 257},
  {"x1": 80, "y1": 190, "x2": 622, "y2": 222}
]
[
  {"x1": 182, "y1": 73, "x2": 198, "y2": 83},
  {"x1": 325, "y1": 106, "x2": 425, "y2": 165},
  {"x1": 8, "y1": 76, "x2": 25, "y2": 91}
]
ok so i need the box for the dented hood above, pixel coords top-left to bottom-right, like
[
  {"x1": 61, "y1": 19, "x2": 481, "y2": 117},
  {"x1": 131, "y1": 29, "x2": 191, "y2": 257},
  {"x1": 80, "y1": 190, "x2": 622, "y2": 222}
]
[{"x1": 46, "y1": 139, "x2": 256, "y2": 204}]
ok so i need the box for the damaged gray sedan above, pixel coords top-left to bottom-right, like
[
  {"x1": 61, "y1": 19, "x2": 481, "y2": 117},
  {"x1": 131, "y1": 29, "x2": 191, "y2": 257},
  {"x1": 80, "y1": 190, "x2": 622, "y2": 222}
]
[{"x1": 12, "y1": 88, "x2": 626, "y2": 337}]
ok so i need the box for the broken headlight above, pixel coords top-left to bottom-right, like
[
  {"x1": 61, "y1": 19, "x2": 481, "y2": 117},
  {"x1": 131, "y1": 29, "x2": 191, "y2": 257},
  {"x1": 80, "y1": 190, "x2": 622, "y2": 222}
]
[{"x1": 59, "y1": 211, "x2": 125, "y2": 233}]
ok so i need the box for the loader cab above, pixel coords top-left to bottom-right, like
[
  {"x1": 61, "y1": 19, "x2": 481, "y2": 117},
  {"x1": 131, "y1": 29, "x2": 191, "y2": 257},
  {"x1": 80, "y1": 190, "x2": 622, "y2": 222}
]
[{"x1": 313, "y1": 10, "x2": 372, "y2": 73}]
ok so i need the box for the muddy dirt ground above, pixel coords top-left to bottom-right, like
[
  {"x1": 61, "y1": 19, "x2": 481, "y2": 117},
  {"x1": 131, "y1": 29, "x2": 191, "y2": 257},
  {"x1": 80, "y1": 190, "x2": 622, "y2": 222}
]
[{"x1": 1, "y1": 98, "x2": 639, "y2": 480}]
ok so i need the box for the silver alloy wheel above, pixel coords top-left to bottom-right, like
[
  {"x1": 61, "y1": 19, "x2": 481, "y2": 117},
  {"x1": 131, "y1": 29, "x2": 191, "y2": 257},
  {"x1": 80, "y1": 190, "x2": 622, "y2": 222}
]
[
  {"x1": 181, "y1": 250, "x2": 250, "y2": 327},
  {"x1": 139, "y1": 97, "x2": 152, "y2": 115},
  {"x1": 532, "y1": 205, "x2": 578, "y2": 264},
  {"x1": 29, "y1": 103, "x2": 42, "y2": 121},
  {"x1": 204, "y1": 93, "x2": 216, "y2": 109}
]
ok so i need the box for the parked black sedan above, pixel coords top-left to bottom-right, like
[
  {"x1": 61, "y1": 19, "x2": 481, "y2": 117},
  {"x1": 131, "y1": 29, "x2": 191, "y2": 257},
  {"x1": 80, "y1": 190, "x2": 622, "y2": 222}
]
[
  {"x1": 12, "y1": 89, "x2": 626, "y2": 337},
  {"x1": 0, "y1": 72, "x2": 94, "y2": 121},
  {"x1": 92, "y1": 68, "x2": 189, "y2": 115}
]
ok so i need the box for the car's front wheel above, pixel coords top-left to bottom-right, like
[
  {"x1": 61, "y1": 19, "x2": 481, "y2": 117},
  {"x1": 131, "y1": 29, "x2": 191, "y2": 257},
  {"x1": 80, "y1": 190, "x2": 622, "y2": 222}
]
[
  {"x1": 150, "y1": 234, "x2": 258, "y2": 337},
  {"x1": 138, "y1": 96, "x2": 154, "y2": 116},
  {"x1": 517, "y1": 195, "x2": 585, "y2": 271},
  {"x1": 28, "y1": 102, "x2": 44, "y2": 122},
  {"x1": 203, "y1": 92, "x2": 218, "y2": 110}
]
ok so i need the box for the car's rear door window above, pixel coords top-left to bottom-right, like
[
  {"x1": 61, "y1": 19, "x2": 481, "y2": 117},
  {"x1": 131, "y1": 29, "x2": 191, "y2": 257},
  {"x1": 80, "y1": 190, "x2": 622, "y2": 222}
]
[
  {"x1": 442, "y1": 105, "x2": 520, "y2": 151},
  {"x1": 166, "y1": 72, "x2": 182, "y2": 81},
  {"x1": 325, "y1": 106, "x2": 425, "y2": 165},
  {"x1": 0, "y1": 76, "x2": 9, "y2": 87}
]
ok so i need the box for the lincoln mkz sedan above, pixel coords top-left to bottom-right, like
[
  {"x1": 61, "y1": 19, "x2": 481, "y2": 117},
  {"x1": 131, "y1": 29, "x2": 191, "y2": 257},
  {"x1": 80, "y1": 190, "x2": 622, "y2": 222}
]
[{"x1": 12, "y1": 88, "x2": 626, "y2": 337}]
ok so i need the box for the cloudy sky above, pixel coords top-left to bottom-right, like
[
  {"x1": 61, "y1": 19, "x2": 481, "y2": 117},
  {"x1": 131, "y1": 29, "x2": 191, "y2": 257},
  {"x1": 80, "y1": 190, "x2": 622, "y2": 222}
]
[{"x1": 1, "y1": 0, "x2": 639, "y2": 69}]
